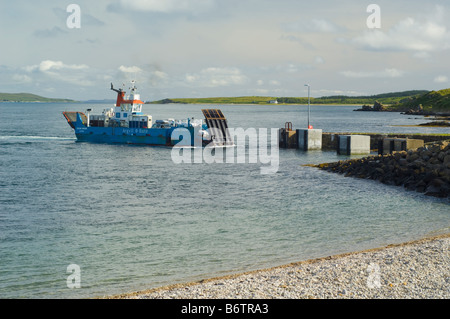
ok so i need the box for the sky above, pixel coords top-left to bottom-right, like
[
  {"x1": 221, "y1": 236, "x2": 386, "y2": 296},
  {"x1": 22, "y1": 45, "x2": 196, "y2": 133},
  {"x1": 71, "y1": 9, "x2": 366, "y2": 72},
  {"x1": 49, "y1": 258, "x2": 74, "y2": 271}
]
[{"x1": 0, "y1": 0, "x2": 449, "y2": 101}]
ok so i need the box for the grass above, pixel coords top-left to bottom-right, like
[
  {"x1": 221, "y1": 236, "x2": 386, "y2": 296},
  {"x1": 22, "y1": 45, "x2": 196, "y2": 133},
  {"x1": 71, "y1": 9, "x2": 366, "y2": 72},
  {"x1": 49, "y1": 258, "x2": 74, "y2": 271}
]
[
  {"x1": 149, "y1": 89, "x2": 450, "y2": 115},
  {"x1": 389, "y1": 88, "x2": 450, "y2": 113},
  {"x1": 0, "y1": 92, "x2": 75, "y2": 103},
  {"x1": 148, "y1": 90, "x2": 429, "y2": 106},
  {"x1": 148, "y1": 96, "x2": 279, "y2": 104}
]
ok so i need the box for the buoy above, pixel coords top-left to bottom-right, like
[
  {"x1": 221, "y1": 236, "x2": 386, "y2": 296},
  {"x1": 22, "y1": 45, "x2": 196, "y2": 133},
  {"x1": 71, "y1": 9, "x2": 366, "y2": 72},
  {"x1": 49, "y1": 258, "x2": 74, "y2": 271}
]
[{"x1": 308, "y1": 125, "x2": 313, "y2": 129}]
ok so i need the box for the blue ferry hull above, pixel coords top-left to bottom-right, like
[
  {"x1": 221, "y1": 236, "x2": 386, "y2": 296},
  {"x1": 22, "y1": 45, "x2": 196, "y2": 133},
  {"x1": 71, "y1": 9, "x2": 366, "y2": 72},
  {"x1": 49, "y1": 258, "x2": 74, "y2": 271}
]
[{"x1": 74, "y1": 126, "x2": 198, "y2": 146}]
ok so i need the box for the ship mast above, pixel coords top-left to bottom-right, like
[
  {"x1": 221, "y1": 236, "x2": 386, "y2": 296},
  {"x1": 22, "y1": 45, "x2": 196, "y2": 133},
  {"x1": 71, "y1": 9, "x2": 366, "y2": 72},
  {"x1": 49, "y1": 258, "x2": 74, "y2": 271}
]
[{"x1": 111, "y1": 83, "x2": 126, "y2": 107}]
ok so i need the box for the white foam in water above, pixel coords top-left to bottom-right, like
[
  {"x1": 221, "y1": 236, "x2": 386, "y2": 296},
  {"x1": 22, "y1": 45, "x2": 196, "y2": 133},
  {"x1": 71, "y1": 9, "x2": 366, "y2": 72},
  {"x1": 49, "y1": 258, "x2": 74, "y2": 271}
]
[{"x1": 0, "y1": 135, "x2": 76, "y2": 141}]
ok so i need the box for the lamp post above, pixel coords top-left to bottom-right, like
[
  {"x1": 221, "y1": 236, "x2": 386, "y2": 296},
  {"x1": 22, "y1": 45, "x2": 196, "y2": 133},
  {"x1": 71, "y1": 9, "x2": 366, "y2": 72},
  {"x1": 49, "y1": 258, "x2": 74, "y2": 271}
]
[{"x1": 304, "y1": 84, "x2": 311, "y2": 129}]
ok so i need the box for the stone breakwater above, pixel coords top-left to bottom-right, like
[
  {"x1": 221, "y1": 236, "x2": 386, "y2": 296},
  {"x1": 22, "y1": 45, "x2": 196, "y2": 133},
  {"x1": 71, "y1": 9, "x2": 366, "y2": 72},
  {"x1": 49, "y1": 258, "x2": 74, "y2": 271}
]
[
  {"x1": 109, "y1": 235, "x2": 449, "y2": 299},
  {"x1": 317, "y1": 141, "x2": 450, "y2": 198}
]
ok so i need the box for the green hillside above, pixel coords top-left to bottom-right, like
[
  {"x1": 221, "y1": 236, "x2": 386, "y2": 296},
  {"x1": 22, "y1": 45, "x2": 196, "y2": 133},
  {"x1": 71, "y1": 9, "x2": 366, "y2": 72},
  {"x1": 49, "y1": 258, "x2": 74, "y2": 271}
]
[
  {"x1": 0, "y1": 92, "x2": 75, "y2": 103},
  {"x1": 148, "y1": 90, "x2": 429, "y2": 105},
  {"x1": 316, "y1": 90, "x2": 428, "y2": 105},
  {"x1": 147, "y1": 96, "x2": 279, "y2": 105},
  {"x1": 390, "y1": 88, "x2": 450, "y2": 113}
]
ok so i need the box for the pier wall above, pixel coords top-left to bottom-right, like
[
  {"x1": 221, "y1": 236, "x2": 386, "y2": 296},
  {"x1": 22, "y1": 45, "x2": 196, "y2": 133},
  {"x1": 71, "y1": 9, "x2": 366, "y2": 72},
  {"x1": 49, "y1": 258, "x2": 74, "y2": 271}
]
[{"x1": 322, "y1": 133, "x2": 449, "y2": 151}]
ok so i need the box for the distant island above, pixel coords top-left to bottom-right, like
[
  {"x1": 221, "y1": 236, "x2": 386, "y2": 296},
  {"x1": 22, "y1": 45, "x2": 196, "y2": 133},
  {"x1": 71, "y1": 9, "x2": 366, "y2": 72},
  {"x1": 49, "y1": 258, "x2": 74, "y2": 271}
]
[
  {"x1": 354, "y1": 88, "x2": 450, "y2": 115},
  {"x1": 147, "y1": 90, "x2": 429, "y2": 106},
  {"x1": 0, "y1": 92, "x2": 75, "y2": 103},
  {"x1": 148, "y1": 89, "x2": 450, "y2": 116}
]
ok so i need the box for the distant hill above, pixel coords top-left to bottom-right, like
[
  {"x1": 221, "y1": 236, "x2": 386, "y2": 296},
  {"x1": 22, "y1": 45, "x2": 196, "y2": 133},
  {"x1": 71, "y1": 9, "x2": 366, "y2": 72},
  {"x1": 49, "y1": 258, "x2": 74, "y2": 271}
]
[
  {"x1": 389, "y1": 88, "x2": 450, "y2": 114},
  {"x1": 147, "y1": 96, "x2": 279, "y2": 105},
  {"x1": 83, "y1": 99, "x2": 116, "y2": 104},
  {"x1": 148, "y1": 90, "x2": 429, "y2": 105},
  {"x1": 315, "y1": 90, "x2": 429, "y2": 105},
  {"x1": 0, "y1": 92, "x2": 75, "y2": 103}
]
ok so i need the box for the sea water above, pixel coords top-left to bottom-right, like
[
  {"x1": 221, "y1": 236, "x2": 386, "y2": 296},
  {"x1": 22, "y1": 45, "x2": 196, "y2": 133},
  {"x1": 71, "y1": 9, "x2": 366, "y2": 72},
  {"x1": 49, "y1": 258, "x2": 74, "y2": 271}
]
[{"x1": 0, "y1": 102, "x2": 448, "y2": 298}]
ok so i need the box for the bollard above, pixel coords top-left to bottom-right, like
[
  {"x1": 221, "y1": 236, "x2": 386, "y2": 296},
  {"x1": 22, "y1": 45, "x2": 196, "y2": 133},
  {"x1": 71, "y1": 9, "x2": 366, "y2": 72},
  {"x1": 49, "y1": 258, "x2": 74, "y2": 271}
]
[
  {"x1": 297, "y1": 129, "x2": 322, "y2": 151},
  {"x1": 378, "y1": 138, "x2": 424, "y2": 155},
  {"x1": 337, "y1": 135, "x2": 370, "y2": 155}
]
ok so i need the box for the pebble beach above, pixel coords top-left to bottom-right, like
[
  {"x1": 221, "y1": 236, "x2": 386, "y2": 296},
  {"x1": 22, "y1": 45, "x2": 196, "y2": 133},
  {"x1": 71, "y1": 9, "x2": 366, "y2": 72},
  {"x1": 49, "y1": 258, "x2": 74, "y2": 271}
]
[{"x1": 110, "y1": 233, "x2": 449, "y2": 299}]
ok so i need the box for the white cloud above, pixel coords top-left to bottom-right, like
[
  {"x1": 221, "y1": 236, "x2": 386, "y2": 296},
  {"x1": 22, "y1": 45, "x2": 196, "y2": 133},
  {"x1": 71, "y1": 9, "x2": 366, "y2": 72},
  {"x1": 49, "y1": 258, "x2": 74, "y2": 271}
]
[
  {"x1": 12, "y1": 74, "x2": 32, "y2": 83},
  {"x1": 282, "y1": 18, "x2": 342, "y2": 33},
  {"x1": 286, "y1": 64, "x2": 298, "y2": 73},
  {"x1": 185, "y1": 67, "x2": 248, "y2": 87},
  {"x1": 310, "y1": 19, "x2": 340, "y2": 33},
  {"x1": 43, "y1": 61, "x2": 88, "y2": 72},
  {"x1": 314, "y1": 56, "x2": 324, "y2": 64},
  {"x1": 270, "y1": 80, "x2": 281, "y2": 86},
  {"x1": 118, "y1": 0, "x2": 214, "y2": 13},
  {"x1": 116, "y1": 65, "x2": 170, "y2": 88},
  {"x1": 153, "y1": 70, "x2": 168, "y2": 79},
  {"x1": 413, "y1": 51, "x2": 431, "y2": 59},
  {"x1": 148, "y1": 70, "x2": 169, "y2": 87},
  {"x1": 434, "y1": 75, "x2": 448, "y2": 83},
  {"x1": 354, "y1": 6, "x2": 450, "y2": 53},
  {"x1": 341, "y1": 68, "x2": 404, "y2": 78},
  {"x1": 278, "y1": 63, "x2": 313, "y2": 74},
  {"x1": 23, "y1": 60, "x2": 92, "y2": 86},
  {"x1": 33, "y1": 26, "x2": 67, "y2": 38},
  {"x1": 316, "y1": 89, "x2": 368, "y2": 97},
  {"x1": 254, "y1": 88, "x2": 269, "y2": 95},
  {"x1": 119, "y1": 65, "x2": 143, "y2": 74},
  {"x1": 25, "y1": 60, "x2": 88, "y2": 73}
]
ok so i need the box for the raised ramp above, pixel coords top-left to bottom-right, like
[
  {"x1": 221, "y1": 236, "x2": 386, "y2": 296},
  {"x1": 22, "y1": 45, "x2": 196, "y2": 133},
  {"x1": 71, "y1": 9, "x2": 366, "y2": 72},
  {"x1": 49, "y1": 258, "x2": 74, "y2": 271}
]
[
  {"x1": 202, "y1": 109, "x2": 233, "y2": 146},
  {"x1": 63, "y1": 112, "x2": 87, "y2": 129}
]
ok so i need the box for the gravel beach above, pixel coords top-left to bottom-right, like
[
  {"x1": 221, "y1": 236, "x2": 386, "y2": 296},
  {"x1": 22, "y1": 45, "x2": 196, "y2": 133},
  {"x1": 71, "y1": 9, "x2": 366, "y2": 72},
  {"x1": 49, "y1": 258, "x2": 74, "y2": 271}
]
[{"x1": 110, "y1": 234, "x2": 449, "y2": 299}]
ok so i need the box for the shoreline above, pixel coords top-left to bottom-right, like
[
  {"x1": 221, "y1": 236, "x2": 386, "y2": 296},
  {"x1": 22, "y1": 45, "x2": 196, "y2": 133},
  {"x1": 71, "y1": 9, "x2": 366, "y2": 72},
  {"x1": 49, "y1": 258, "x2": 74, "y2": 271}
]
[
  {"x1": 106, "y1": 233, "x2": 449, "y2": 299},
  {"x1": 316, "y1": 140, "x2": 450, "y2": 198}
]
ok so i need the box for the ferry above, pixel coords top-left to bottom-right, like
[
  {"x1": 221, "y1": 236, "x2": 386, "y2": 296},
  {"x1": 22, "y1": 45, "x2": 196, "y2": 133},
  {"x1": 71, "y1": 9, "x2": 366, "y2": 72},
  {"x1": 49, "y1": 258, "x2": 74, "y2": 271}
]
[{"x1": 63, "y1": 82, "x2": 233, "y2": 147}]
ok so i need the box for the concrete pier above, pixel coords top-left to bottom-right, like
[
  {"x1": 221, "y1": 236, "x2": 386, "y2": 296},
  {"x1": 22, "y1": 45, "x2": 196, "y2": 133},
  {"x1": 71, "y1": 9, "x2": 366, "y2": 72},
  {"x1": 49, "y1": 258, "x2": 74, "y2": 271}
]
[
  {"x1": 297, "y1": 129, "x2": 322, "y2": 151},
  {"x1": 279, "y1": 126, "x2": 298, "y2": 149},
  {"x1": 322, "y1": 132, "x2": 447, "y2": 151},
  {"x1": 337, "y1": 135, "x2": 371, "y2": 155},
  {"x1": 280, "y1": 129, "x2": 447, "y2": 154},
  {"x1": 378, "y1": 138, "x2": 424, "y2": 155}
]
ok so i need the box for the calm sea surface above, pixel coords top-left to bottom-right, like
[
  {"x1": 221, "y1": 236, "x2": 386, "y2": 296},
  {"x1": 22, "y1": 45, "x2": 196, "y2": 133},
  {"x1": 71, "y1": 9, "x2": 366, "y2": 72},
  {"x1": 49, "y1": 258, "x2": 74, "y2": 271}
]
[{"x1": 0, "y1": 102, "x2": 448, "y2": 298}]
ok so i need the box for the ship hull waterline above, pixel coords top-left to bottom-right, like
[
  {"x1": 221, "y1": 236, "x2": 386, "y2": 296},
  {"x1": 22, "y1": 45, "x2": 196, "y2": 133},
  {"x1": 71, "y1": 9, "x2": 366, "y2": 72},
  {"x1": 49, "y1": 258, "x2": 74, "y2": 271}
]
[{"x1": 73, "y1": 126, "x2": 210, "y2": 147}]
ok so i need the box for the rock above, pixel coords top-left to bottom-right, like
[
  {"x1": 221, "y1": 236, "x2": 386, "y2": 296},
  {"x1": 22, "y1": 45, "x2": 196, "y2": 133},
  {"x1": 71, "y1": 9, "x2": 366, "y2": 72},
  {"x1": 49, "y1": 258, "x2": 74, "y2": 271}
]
[
  {"x1": 316, "y1": 140, "x2": 450, "y2": 198},
  {"x1": 415, "y1": 181, "x2": 427, "y2": 193},
  {"x1": 425, "y1": 179, "x2": 448, "y2": 197},
  {"x1": 444, "y1": 155, "x2": 450, "y2": 164},
  {"x1": 407, "y1": 153, "x2": 419, "y2": 162},
  {"x1": 429, "y1": 158, "x2": 441, "y2": 165},
  {"x1": 355, "y1": 101, "x2": 387, "y2": 112},
  {"x1": 373, "y1": 101, "x2": 386, "y2": 111}
]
